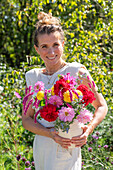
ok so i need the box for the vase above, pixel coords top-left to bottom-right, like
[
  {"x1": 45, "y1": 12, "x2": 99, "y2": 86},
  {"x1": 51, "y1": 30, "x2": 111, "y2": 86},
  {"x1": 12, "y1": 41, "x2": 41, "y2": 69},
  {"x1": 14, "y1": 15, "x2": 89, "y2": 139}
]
[{"x1": 58, "y1": 120, "x2": 83, "y2": 148}]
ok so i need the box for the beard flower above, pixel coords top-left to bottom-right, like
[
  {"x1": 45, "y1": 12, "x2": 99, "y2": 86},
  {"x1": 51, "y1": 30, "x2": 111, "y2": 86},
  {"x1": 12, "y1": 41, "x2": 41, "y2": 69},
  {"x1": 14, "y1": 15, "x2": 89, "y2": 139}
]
[
  {"x1": 76, "y1": 109, "x2": 93, "y2": 124},
  {"x1": 58, "y1": 107, "x2": 75, "y2": 122},
  {"x1": 34, "y1": 81, "x2": 44, "y2": 92},
  {"x1": 48, "y1": 95, "x2": 63, "y2": 107}
]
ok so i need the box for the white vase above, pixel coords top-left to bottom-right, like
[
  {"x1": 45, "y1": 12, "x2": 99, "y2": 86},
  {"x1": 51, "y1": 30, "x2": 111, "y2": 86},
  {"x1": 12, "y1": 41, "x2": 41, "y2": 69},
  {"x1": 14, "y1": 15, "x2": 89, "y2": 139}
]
[{"x1": 58, "y1": 120, "x2": 83, "y2": 148}]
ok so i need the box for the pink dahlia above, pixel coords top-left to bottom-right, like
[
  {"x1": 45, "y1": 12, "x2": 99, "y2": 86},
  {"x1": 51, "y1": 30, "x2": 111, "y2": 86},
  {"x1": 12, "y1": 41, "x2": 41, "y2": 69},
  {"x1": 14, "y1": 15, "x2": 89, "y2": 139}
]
[
  {"x1": 58, "y1": 107, "x2": 75, "y2": 122},
  {"x1": 62, "y1": 73, "x2": 77, "y2": 87},
  {"x1": 76, "y1": 109, "x2": 93, "y2": 124},
  {"x1": 34, "y1": 81, "x2": 44, "y2": 92},
  {"x1": 48, "y1": 95, "x2": 63, "y2": 108}
]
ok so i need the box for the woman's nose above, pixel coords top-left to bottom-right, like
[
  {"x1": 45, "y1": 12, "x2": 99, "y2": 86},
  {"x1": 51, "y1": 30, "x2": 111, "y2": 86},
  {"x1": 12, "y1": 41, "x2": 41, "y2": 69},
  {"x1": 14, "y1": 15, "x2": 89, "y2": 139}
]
[{"x1": 48, "y1": 48, "x2": 54, "y2": 55}]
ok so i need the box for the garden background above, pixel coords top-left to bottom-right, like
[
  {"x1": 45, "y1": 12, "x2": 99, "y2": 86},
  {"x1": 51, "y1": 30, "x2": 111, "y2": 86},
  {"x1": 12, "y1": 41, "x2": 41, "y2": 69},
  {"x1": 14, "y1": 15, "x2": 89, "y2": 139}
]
[{"x1": 0, "y1": 0, "x2": 113, "y2": 169}]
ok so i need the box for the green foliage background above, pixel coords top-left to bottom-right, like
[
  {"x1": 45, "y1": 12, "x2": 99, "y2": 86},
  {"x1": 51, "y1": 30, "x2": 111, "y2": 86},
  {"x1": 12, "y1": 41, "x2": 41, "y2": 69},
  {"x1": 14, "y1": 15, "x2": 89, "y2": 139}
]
[{"x1": 0, "y1": 0, "x2": 113, "y2": 169}]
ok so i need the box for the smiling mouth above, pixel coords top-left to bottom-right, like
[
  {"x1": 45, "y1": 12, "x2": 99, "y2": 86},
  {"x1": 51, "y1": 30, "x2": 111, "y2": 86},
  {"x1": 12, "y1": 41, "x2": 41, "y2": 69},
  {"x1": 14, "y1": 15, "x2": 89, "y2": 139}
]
[{"x1": 46, "y1": 55, "x2": 57, "y2": 60}]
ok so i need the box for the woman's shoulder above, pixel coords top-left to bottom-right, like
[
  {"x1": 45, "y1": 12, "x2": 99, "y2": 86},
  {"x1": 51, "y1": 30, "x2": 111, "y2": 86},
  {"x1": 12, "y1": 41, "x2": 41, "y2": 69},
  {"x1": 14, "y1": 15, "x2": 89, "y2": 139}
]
[
  {"x1": 66, "y1": 61, "x2": 86, "y2": 73},
  {"x1": 67, "y1": 61, "x2": 85, "y2": 68},
  {"x1": 25, "y1": 68, "x2": 41, "y2": 77},
  {"x1": 25, "y1": 68, "x2": 41, "y2": 87}
]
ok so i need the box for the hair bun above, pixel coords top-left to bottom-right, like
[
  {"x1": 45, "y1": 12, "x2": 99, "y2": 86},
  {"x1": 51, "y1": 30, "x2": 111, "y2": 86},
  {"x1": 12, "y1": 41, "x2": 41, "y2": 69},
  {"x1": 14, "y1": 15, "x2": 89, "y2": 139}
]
[
  {"x1": 38, "y1": 12, "x2": 52, "y2": 20},
  {"x1": 37, "y1": 12, "x2": 60, "y2": 26}
]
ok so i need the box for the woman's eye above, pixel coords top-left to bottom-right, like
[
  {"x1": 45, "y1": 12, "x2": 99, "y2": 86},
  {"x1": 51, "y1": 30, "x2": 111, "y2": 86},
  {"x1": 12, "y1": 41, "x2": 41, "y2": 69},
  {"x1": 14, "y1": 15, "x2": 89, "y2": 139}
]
[
  {"x1": 42, "y1": 45, "x2": 47, "y2": 48},
  {"x1": 54, "y1": 43, "x2": 59, "y2": 47}
]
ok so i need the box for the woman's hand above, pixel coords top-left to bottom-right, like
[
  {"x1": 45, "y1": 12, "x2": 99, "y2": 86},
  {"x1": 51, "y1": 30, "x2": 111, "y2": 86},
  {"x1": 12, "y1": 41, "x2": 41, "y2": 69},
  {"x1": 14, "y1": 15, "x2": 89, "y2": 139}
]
[
  {"x1": 71, "y1": 125, "x2": 90, "y2": 147},
  {"x1": 49, "y1": 128, "x2": 71, "y2": 149}
]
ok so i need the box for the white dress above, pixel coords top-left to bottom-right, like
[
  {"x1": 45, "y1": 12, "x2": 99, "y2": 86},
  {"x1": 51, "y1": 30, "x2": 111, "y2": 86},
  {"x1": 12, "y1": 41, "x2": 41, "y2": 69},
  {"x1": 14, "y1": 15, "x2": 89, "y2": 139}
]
[{"x1": 25, "y1": 62, "x2": 86, "y2": 170}]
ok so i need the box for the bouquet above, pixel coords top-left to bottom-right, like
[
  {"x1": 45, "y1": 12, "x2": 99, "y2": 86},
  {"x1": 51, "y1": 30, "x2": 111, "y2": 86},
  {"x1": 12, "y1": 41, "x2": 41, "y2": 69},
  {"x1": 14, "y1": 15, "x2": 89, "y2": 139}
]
[{"x1": 23, "y1": 73, "x2": 96, "y2": 134}]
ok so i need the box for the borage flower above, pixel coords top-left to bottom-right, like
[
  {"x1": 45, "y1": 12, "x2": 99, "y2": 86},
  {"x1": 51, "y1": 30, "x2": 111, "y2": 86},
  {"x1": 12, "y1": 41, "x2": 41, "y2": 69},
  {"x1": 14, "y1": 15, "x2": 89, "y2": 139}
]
[
  {"x1": 58, "y1": 107, "x2": 75, "y2": 122},
  {"x1": 40, "y1": 104, "x2": 58, "y2": 122},
  {"x1": 76, "y1": 109, "x2": 93, "y2": 124},
  {"x1": 34, "y1": 81, "x2": 44, "y2": 92},
  {"x1": 48, "y1": 95, "x2": 63, "y2": 108}
]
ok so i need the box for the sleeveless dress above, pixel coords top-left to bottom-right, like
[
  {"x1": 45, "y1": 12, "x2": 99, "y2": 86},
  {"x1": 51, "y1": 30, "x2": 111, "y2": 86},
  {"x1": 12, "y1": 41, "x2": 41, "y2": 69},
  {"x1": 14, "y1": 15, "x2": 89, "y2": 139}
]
[{"x1": 25, "y1": 62, "x2": 86, "y2": 170}]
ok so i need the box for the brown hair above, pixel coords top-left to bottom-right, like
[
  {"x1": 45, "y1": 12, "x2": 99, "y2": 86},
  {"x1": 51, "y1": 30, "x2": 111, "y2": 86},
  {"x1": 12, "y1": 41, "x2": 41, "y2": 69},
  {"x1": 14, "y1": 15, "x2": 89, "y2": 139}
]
[{"x1": 34, "y1": 12, "x2": 64, "y2": 47}]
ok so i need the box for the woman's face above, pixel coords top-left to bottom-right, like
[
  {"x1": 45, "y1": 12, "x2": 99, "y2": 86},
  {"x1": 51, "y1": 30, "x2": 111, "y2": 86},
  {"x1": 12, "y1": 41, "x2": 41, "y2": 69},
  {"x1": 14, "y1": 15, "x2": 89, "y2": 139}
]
[{"x1": 34, "y1": 32, "x2": 64, "y2": 68}]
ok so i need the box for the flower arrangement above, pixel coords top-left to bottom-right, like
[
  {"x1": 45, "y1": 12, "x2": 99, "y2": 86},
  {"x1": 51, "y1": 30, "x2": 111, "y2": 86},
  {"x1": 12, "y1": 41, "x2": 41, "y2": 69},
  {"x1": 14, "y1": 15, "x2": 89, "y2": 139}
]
[{"x1": 23, "y1": 73, "x2": 96, "y2": 133}]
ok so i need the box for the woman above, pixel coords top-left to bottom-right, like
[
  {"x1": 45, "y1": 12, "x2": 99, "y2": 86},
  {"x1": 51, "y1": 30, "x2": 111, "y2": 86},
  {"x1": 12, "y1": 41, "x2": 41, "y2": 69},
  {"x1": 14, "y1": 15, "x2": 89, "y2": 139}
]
[{"x1": 22, "y1": 12, "x2": 108, "y2": 170}]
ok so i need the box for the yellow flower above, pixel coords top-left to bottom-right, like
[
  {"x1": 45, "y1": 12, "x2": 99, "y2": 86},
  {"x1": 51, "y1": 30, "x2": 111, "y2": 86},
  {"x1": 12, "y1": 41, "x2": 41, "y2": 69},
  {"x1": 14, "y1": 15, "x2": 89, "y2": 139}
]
[
  {"x1": 51, "y1": 86, "x2": 55, "y2": 95},
  {"x1": 73, "y1": 90, "x2": 83, "y2": 99},
  {"x1": 36, "y1": 91, "x2": 44, "y2": 100},
  {"x1": 66, "y1": 80, "x2": 70, "y2": 83},
  {"x1": 63, "y1": 90, "x2": 74, "y2": 103}
]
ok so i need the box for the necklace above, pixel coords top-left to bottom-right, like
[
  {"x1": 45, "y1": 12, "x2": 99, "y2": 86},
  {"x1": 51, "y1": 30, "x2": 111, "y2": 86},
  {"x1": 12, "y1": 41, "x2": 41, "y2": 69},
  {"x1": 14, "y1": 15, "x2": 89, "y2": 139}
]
[{"x1": 45, "y1": 62, "x2": 66, "y2": 85}]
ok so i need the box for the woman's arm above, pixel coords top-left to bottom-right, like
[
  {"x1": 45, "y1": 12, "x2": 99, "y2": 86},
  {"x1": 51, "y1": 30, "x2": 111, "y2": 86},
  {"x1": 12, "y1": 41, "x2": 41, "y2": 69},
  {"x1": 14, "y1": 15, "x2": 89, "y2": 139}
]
[
  {"x1": 22, "y1": 92, "x2": 71, "y2": 148},
  {"x1": 71, "y1": 67, "x2": 108, "y2": 147},
  {"x1": 79, "y1": 67, "x2": 108, "y2": 133}
]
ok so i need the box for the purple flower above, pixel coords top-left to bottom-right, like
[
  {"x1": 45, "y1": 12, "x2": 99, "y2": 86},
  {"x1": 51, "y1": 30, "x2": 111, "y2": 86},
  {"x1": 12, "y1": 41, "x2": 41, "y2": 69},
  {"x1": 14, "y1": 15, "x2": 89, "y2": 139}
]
[
  {"x1": 104, "y1": 145, "x2": 108, "y2": 149},
  {"x1": 92, "y1": 135, "x2": 99, "y2": 140},
  {"x1": 23, "y1": 92, "x2": 34, "y2": 110},
  {"x1": 25, "y1": 168, "x2": 31, "y2": 170},
  {"x1": 111, "y1": 162, "x2": 113, "y2": 165},
  {"x1": 88, "y1": 83, "x2": 92, "y2": 88},
  {"x1": 29, "y1": 86, "x2": 32, "y2": 93},
  {"x1": 58, "y1": 107, "x2": 75, "y2": 122},
  {"x1": 82, "y1": 161, "x2": 84, "y2": 166},
  {"x1": 34, "y1": 81, "x2": 44, "y2": 92},
  {"x1": 87, "y1": 75, "x2": 90, "y2": 80},
  {"x1": 96, "y1": 131, "x2": 100, "y2": 135},
  {"x1": 44, "y1": 89, "x2": 48, "y2": 105},
  {"x1": 48, "y1": 95, "x2": 63, "y2": 108},
  {"x1": 16, "y1": 154, "x2": 21, "y2": 161},
  {"x1": 33, "y1": 97, "x2": 39, "y2": 109},
  {"x1": 92, "y1": 81, "x2": 95, "y2": 88},
  {"x1": 31, "y1": 161, "x2": 35, "y2": 166},
  {"x1": 98, "y1": 145, "x2": 101, "y2": 148},
  {"x1": 106, "y1": 157, "x2": 109, "y2": 161},
  {"x1": 24, "y1": 99, "x2": 33, "y2": 115},
  {"x1": 76, "y1": 109, "x2": 93, "y2": 124},
  {"x1": 14, "y1": 92, "x2": 21, "y2": 99},
  {"x1": 66, "y1": 103, "x2": 73, "y2": 108},
  {"x1": 25, "y1": 161, "x2": 30, "y2": 166},
  {"x1": 22, "y1": 157, "x2": 27, "y2": 162},
  {"x1": 90, "y1": 141, "x2": 93, "y2": 144},
  {"x1": 34, "y1": 110, "x2": 40, "y2": 123},
  {"x1": 88, "y1": 147, "x2": 93, "y2": 152},
  {"x1": 25, "y1": 87, "x2": 28, "y2": 95}
]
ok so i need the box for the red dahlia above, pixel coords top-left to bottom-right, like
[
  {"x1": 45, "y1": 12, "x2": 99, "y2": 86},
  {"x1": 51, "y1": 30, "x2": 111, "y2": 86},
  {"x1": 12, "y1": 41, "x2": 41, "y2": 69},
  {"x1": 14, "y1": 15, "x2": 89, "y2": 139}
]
[
  {"x1": 40, "y1": 104, "x2": 58, "y2": 122},
  {"x1": 54, "y1": 79, "x2": 70, "y2": 95},
  {"x1": 77, "y1": 84, "x2": 96, "y2": 106},
  {"x1": 77, "y1": 84, "x2": 89, "y2": 95}
]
